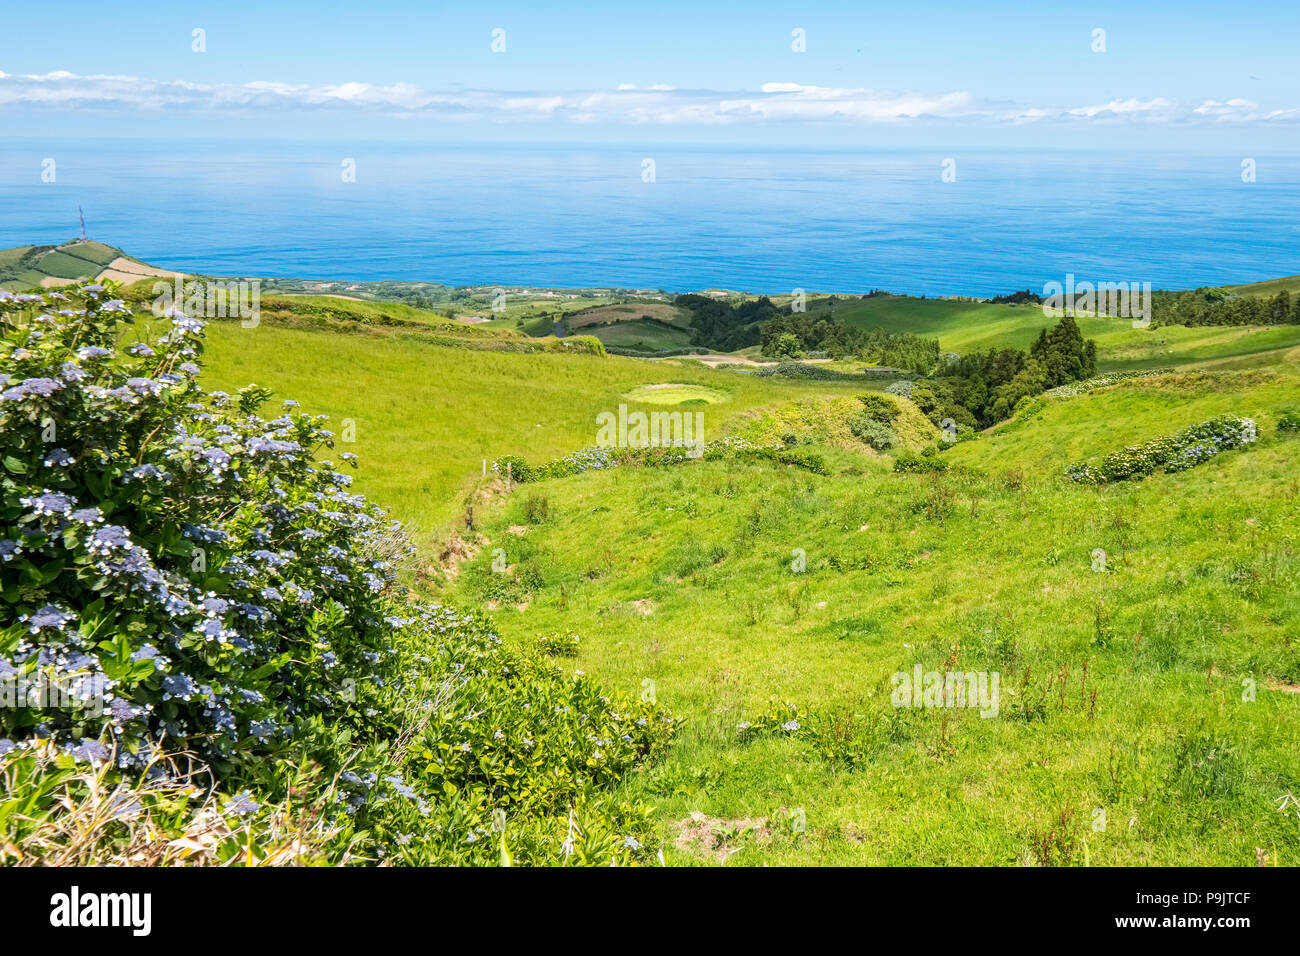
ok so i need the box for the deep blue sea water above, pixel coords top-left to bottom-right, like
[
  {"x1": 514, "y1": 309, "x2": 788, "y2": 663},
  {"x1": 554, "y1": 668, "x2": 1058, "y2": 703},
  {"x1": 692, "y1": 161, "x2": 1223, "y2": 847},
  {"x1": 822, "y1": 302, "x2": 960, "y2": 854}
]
[{"x1": 2, "y1": 140, "x2": 1297, "y2": 296}]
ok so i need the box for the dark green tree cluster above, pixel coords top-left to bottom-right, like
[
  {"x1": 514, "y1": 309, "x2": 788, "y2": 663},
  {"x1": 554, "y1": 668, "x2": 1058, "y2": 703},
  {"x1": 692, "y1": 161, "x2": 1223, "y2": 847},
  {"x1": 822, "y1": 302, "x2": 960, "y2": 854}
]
[
  {"x1": 1152, "y1": 287, "x2": 1298, "y2": 327},
  {"x1": 676, "y1": 294, "x2": 775, "y2": 351},
  {"x1": 910, "y1": 316, "x2": 1096, "y2": 429},
  {"x1": 756, "y1": 312, "x2": 939, "y2": 372},
  {"x1": 987, "y1": 289, "x2": 1043, "y2": 305}
]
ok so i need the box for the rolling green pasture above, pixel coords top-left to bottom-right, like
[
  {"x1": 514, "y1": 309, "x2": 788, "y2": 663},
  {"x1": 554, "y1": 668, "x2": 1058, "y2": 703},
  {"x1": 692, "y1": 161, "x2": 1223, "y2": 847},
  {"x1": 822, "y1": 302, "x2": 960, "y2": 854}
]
[
  {"x1": 189, "y1": 281, "x2": 1300, "y2": 866},
  {"x1": 447, "y1": 363, "x2": 1300, "y2": 865},
  {"x1": 195, "y1": 318, "x2": 867, "y2": 535},
  {"x1": 587, "y1": 318, "x2": 694, "y2": 351}
]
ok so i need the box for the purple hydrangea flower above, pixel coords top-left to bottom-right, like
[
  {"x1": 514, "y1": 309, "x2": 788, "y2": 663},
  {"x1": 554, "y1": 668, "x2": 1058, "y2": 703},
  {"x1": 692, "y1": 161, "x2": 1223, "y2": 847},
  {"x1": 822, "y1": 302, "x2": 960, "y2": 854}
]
[{"x1": 43, "y1": 448, "x2": 75, "y2": 468}]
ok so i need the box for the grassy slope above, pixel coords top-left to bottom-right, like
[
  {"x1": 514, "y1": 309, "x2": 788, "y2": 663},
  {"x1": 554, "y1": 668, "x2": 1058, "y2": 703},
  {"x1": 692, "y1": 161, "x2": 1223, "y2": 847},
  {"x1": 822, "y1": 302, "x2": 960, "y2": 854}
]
[
  {"x1": 446, "y1": 362, "x2": 1300, "y2": 865},
  {"x1": 192, "y1": 278, "x2": 1300, "y2": 866},
  {"x1": 826, "y1": 294, "x2": 1300, "y2": 372},
  {"x1": 588, "y1": 319, "x2": 694, "y2": 351},
  {"x1": 1225, "y1": 275, "x2": 1300, "y2": 297},
  {"x1": 195, "y1": 315, "x2": 868, "y2": 535},
  {"x1": 564, "y1": 302, "x2": 695, "y2": 351}
]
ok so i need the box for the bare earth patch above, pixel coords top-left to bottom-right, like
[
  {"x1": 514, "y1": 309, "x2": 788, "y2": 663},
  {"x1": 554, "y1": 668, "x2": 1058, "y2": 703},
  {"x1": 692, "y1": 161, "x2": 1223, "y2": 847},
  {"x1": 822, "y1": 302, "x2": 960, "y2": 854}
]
[
  {"x1": 674, "y1": 812, "x2": 772, "y2": 863},
  {"x1": 432, "y1": 530, "x2": 480, "y2": 583},
  {"x1": 633, "y1": 599, "x2": 658, "y2": 615}
]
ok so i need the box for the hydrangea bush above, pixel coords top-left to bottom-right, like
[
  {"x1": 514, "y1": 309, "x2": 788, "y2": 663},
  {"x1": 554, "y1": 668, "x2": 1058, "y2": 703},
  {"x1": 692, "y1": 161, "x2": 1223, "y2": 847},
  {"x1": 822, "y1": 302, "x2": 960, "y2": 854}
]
[
  {"x1": 0, "y1": 284, "x2": 402, "y2": 770},
  {"x1": 1066, "y1": 415, "x2": 1258, "y2": 484},
  {"x1": 0, "y1": 283, "x2": 674, "y2": 865}
]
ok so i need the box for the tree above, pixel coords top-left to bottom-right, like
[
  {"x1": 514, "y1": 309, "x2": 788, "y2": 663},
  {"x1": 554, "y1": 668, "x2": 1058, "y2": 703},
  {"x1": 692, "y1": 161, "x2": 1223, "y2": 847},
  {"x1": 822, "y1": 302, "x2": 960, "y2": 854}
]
[{"x1": 773, "y1": 333, "x2": 802, "y2": 359}]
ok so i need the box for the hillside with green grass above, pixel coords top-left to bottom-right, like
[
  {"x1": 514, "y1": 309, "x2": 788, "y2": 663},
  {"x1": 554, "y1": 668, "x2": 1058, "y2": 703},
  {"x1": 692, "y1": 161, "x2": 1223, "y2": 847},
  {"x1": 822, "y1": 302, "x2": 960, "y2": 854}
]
[
  {"x1": 189, "y1": 304, "x2": 871, "y2": 539},
  {"x1": 8, "y1": 250, "x2": 1299, "y2": 867},
  {"x1": 191, "y1": 268, "x2": 1300, "y2": 865},
  {"x1": 443, "y1": 361, "x2": 1300, "y2": 865}
]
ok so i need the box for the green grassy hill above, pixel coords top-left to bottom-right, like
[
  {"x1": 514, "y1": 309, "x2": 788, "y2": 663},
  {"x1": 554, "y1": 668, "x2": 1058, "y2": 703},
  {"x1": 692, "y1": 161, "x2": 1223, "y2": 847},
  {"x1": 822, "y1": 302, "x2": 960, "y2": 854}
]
[
  {"x1": 193, "y1": 270, "x2": 1300, "y2": 866},
  {"x1": 0, "y1": 239, "x2": 171, "y2": 290},
  {"x1": 1223, "y1": 274, "x2": 1300, "y2": 297},
  {"x1": 563, "y1": 301, "x2": 696, "y2": 352},
  {"x1": 13, "y1": 244, "x2": 1300, "y2": 868},
  {"x1": 804, "y1": 290, "x2": 1300, "y2": 367},
  {"x1": 191, "y1": 306, "x2": 870, "y2": 538},
  {"x1": 443, "y1": 360, "x2": 1300, "y2": 865},
  {"x1": 26, "y1": 249, "x2": 1300, "y2": 865}
]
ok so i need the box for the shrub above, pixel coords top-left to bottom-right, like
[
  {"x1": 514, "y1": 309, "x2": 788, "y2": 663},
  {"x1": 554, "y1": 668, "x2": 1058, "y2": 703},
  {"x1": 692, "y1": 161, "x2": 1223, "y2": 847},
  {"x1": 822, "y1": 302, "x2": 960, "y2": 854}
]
[
  {"x1": 855, "y1": 393, "x2": 900, "y2": 424},
  {"x1": 522, "y1": 494, "x2": 551, "y2": 524},
  {"x1": 535, "y1": 632, "x2": 580, "y2": 657},
  {"x1": 1045, "y1": 367, "x2": 1175, "y2": 398},
  {"x1": 0, "y1": 285, "x2": 406, "y2": 772},
  {"x1": 1278, "y1": 408, "x2": 1300, "y2": 432},
  {"x1": 1066, "y1": 415, "x2": 1258, "y2": 484},
  {"x1": 495, "y1": 454, "x2": 534, "y2": 483},
  {"x1": 752, "y1": 362, "x2": 865, "y2": 382},
  {"x1": 894, "y1": 452, "x2": 948, "y2": 473},
  {"x1": 849, "y1": 414, "x2": 897, "y2": 451},
  {"x1": 546, "y1": 334, "x2": 605, "y2": 357},
  {"x1": 735, "y1": 447, "x2": 829, "y2": 474}
]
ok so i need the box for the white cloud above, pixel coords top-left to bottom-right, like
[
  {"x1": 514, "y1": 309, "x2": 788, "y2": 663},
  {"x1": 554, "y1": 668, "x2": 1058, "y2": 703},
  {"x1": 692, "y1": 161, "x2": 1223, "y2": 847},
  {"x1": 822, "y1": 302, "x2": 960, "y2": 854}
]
[
  {"x1": 1193, "y1": 98, "x2": 1300, "y2": 122},
  {"x1": 1065, "y1": 97, "x2": 1177, "y2": 119},
  {"x1": 1, "y1": 70, "x2": 1296, "y2": 127}
]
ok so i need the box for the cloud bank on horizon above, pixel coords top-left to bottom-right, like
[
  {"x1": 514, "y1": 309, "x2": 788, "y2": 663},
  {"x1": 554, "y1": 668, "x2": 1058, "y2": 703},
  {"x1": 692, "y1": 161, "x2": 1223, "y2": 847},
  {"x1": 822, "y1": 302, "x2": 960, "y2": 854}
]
[{"x1": 3, "y1": 70, "x2": 1298, "y2": 127}]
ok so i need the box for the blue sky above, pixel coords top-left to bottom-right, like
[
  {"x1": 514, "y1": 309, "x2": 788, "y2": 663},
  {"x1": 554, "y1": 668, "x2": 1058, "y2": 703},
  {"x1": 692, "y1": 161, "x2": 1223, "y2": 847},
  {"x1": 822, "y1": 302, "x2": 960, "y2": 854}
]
[{"x1": 4, "y1": 1, "x2": 1300, "y2": 147}]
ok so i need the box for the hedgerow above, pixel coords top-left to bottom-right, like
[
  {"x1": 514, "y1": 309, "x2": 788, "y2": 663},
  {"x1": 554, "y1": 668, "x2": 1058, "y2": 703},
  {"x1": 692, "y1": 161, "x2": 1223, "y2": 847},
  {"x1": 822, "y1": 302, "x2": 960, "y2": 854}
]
[
  {"x1": 493, "y1": 435, "x2": 832, "y2": 484},
  {"x1": 1044, "y1": 367, "x2": 1176, "y2": 398},
  {"x1": 752, "y1": 362, "x2": 867, "y2": 382},
  {"x1": 0, "y1": 283, "x2": 673, "y2": 865},
  {"x1": 1065, "y1": 415, "x2": 1258, "y2": 484}
]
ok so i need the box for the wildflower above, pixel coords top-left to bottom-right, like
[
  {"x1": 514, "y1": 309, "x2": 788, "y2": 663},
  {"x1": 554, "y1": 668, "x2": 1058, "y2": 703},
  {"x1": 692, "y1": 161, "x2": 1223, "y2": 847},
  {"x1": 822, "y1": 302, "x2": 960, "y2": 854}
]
[
  {"x1": 22, "y1": 604, "x2": 75, "y2": 633},
  {"x1": 87, "y1": 525, "x2": 133, "y2": 556},
  {"x1": 42, "y1": 448, "x2": 74, "y2": 467},
  {"x1": 21, "y1": 490, "x2": 75, "y2": 517},
  {"x1": 226, "y1": 791, "x2": 259, "y2": 816},
  {"x1": 66, "y1": 739, "x2": 111, "y2": 762},
  {"x1": 161, "y1": 674, "x2": 198, "y2": 701},
  {"x1": 1, "y1": 377, "x2": 62, "y2": 401}
]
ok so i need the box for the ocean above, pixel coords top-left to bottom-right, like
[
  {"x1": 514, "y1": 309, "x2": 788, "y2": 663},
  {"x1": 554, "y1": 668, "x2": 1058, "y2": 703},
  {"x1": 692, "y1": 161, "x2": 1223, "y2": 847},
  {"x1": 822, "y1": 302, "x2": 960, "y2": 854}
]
[{"x1": 2, "y1": 140, "x2": 1297, "y2": 295}]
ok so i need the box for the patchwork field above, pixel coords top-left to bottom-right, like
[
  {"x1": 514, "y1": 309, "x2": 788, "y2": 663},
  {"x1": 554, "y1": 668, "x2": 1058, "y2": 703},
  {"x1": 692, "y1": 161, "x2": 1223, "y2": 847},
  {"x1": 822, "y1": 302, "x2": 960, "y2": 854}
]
[{"x1": 0, "y1": 240, "x2": 175, "y2": 290}]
